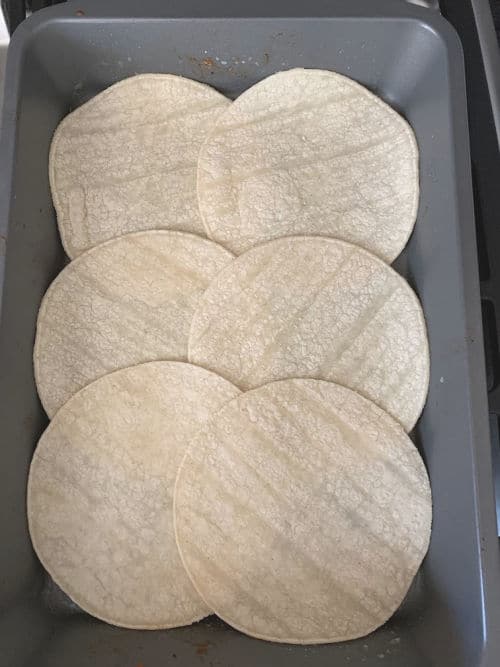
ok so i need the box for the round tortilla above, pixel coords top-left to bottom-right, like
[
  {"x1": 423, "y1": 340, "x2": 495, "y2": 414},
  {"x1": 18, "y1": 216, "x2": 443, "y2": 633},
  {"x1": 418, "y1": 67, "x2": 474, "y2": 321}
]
[
  {"x1": 50, "y1": 74, "x2": 230, "y2": 258},
  {"x1": 197, "y1": 68, "x2": 418, "y2": 261},
  {"x1": 189, "y1": 236, "x2": 429, "y2": 432},
  {"x1": 34, "y1": 230, "x2": 233, "y2": 417},
  {"x1": 28, "y1": 361, "x2": 240, "y2": 629},
  {"x1": 174, "y1": 379, "x2": 432, "y2": 644}
]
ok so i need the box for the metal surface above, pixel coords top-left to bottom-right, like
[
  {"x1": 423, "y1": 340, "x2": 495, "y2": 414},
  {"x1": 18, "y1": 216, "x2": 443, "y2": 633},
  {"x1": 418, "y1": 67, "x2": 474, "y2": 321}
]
[
  {"x1": 472, "y1": 0, "x2": 500, "y2": 143},
  {"x1": 1, "y1": 0, "x2": 24, "y2": 34},
  {"x1": 439, "y1": 0, "x2": 500, "y2": 545},
  {"x1": 0, "y1": 1, "x2": 499, "y2": 666}
]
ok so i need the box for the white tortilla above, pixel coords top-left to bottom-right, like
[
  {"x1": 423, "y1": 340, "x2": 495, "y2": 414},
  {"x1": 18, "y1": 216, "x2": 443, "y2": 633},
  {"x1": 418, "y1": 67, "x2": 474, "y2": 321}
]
[
  {"x1": 34, "y1": 230, "x2": 233, "y2": 417},
  {"x1": 189, "y1": 236, "x2": 429, "y2": 432},
  {"x1": 28, "y1": 361, "x2": 240, "y2": 629},
  {"x1": 197, "y1": 68, "x2": 419, "y2": 261},
  {"x1": 174, "y1": 379, "x2": 432, "y2": 644},
  {"x1": 50, "y1": 74, "x2": 230, "y2": 258}
]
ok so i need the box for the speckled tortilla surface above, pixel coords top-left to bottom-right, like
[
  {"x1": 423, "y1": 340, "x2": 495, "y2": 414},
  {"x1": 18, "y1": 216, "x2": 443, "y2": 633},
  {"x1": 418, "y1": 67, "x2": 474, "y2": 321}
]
[
  {"x1": 28, "y1": 361, "x2": 240, "y2": 629},
  {"x1": 174, "y1": 379, "x2": 432, "y2": 643},
  {"x1": 35, "y1": 230, "x2": 233, "y2": 417},
  {"x1": 197, "y1": 68, "x2": 418, "y2": 261},
  {"x1": 50, "y1": 74, "x2": 230, "y2": 258},
  {"x1": 189, "y1": 236, "x2": 429, "y2": 431}
]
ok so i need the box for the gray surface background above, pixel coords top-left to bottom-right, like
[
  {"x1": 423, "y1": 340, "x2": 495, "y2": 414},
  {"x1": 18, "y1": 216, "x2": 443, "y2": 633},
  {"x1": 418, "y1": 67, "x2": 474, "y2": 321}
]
[{"x1": 0, "y1": 1, "x2": 499, "y2": 666}]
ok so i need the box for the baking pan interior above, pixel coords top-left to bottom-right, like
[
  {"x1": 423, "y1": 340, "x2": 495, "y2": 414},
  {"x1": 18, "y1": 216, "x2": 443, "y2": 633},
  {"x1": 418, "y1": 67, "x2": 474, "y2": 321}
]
[{"x1": 0, "y1": 7, "x2": 491, "y2": 667}]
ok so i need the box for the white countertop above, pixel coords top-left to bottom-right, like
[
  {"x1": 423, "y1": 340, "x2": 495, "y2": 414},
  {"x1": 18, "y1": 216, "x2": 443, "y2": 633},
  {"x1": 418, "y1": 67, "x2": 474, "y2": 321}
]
[
  {"x1": 0, "y1": 11, "x2": 8, "y2": 273},
  {"x1": 0, "y1": 10, "x2": 9, "y2": 122}
]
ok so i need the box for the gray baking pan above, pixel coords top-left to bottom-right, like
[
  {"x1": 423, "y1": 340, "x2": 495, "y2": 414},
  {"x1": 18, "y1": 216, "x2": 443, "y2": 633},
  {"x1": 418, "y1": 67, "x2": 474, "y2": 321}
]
[{"x1": 0, "y1": 1, "x2": 499, "y2": 665}]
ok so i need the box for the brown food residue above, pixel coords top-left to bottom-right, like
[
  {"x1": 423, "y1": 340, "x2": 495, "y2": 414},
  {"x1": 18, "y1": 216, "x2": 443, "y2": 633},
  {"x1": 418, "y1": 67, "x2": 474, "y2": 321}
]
[{"x1": 195, "y1": 641, "x2": 210, "y2": 656}]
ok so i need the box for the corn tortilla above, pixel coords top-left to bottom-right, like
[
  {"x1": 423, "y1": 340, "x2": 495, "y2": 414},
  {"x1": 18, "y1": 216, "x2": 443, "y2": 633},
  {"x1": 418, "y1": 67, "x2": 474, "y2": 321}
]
[
  {"x1": 174, "y1": 379, "x2": 432, "y2": 643},
  {"x1": 35, "y1": 230, "x2": 233, "y2": 417},
  {"x1": 197, "y1": 68, "x2": 418, "y2": 261},
  {"x1": 50, "y1": 74, "x2": 230, "y2": 258},
  {"x1": 188, "y1": 236, "x2": 429, "y2": 432},
  {"x1": 28, "y1": 361, "x2": 240, "y2": 629}
]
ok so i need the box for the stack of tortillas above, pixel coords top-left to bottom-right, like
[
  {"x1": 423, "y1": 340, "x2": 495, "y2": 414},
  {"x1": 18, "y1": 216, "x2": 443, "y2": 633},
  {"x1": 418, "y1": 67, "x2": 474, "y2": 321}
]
[{"x1": 28, "y1": 69, "x2": 432, "y2": 643}]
